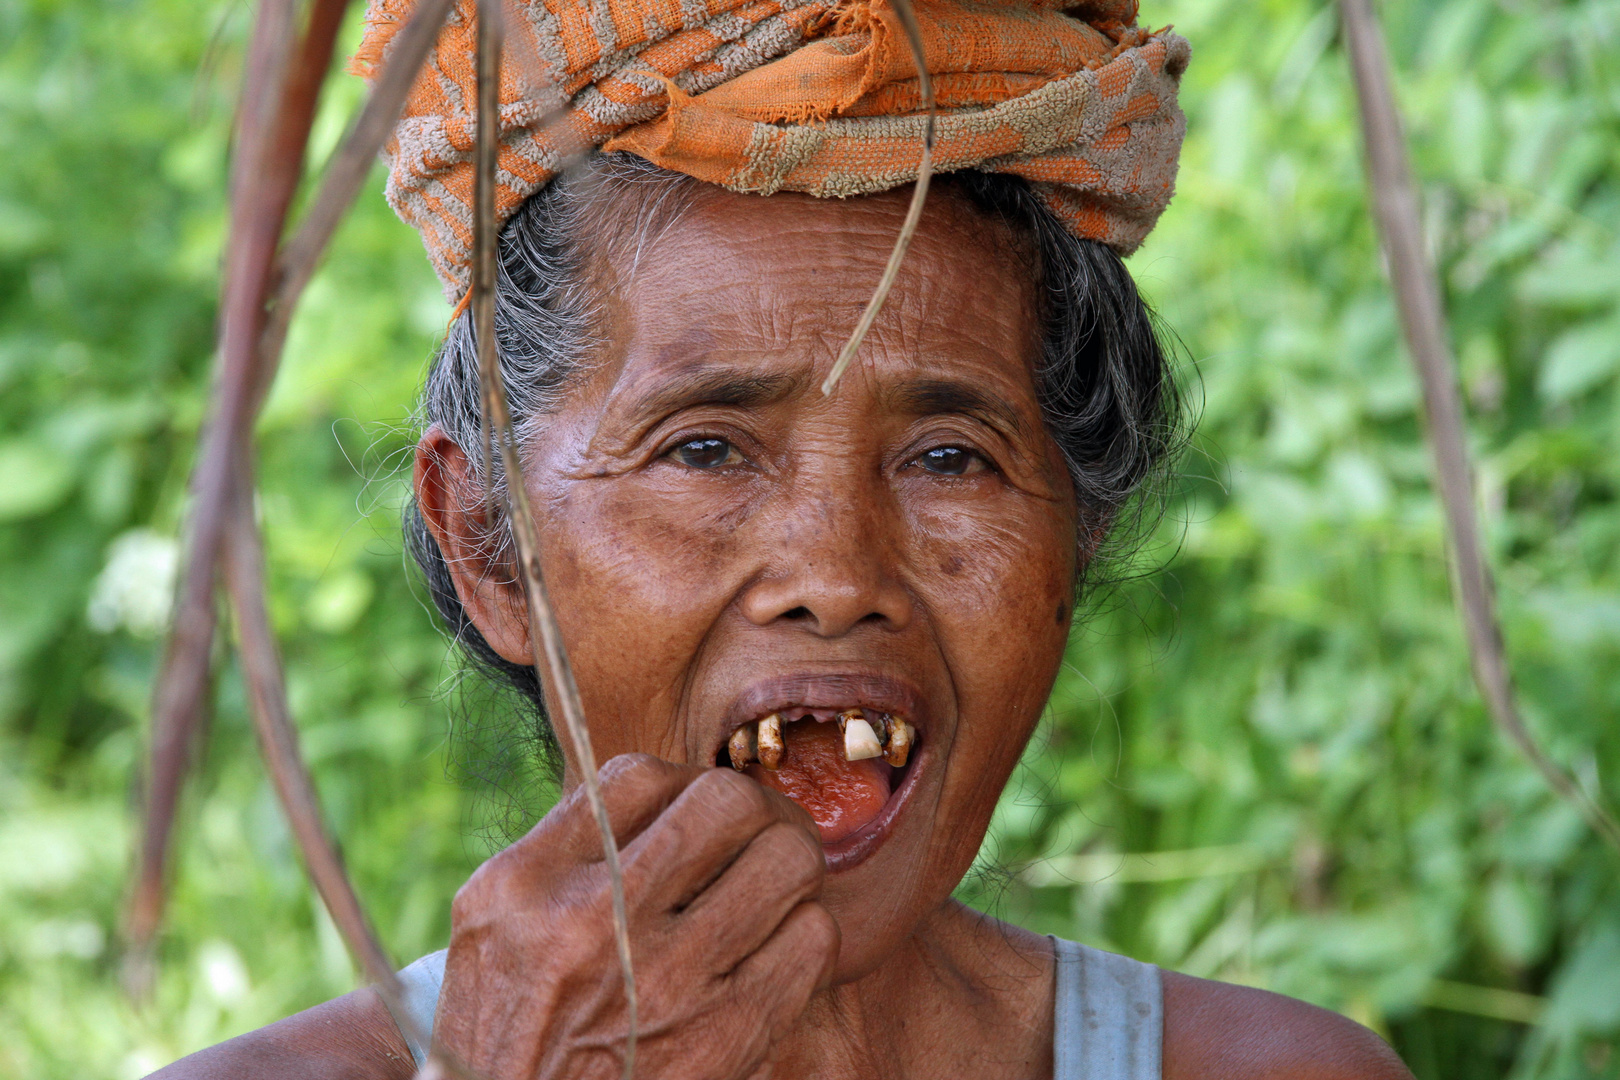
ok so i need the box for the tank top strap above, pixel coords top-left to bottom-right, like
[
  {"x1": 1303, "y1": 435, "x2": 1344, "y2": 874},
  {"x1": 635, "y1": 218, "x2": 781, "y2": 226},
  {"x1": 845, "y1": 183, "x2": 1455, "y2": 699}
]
[
  {"x1": 1051, "y1": 936, "x2": 1163, "y2": 1080},
  {"x1": 387, "y1": 948, "x2": 447, "y2": 1068}
]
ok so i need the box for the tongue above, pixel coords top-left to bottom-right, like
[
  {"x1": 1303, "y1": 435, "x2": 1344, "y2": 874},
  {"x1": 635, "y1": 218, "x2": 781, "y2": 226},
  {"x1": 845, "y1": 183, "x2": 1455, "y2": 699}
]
[{"x1": 749, "y1": 720, "x2": 892, "y2": 844}]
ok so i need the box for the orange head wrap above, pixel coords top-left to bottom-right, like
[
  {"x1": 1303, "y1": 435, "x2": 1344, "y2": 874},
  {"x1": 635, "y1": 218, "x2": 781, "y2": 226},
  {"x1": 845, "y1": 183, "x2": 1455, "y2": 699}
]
[{"x1": 355, "y1": 0, "x2": 1190, "y2": 303}]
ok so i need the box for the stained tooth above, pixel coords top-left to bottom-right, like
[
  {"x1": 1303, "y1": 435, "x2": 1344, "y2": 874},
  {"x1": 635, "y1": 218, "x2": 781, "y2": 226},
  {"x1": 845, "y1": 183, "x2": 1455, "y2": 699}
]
[
  {"x1": 843, "y1": 717, "x2": 883, "y2": 761},
  {"x1": 728, "y1": 725, "x2": 756, "y2": 771},
  {"x1": 757, "y1": 713, "x2": 784, "y2": 771},
  {"x1": 884, "y1": 719, "x2": 914, "y2": 768},
  {"x1": 836, "y1": 708, "x2": 862, "y2": 733},
  {"x1": 873, "y1": 713, "x2": 892, "y2": 742}
]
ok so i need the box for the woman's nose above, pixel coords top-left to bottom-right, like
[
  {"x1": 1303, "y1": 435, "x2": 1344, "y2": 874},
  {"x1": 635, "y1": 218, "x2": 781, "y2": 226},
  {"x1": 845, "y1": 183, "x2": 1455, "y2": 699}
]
[{"x1": 736, "y1": 482, "x2": 913, "y2": 637}]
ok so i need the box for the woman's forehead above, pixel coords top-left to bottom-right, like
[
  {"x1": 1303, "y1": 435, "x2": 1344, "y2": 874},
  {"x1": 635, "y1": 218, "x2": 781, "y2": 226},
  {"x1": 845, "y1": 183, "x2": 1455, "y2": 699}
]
[{"x1": 584, "y1": 182, "x2": 1044, "y2": 417}]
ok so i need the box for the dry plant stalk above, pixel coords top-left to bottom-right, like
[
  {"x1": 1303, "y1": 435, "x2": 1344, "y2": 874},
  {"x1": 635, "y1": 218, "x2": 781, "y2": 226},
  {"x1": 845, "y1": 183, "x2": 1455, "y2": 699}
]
[
  {"x1": 820, "y1": 0, "x2": 936, "y2": 396},
  {"x1": 472, "y1": 0, "x2": 503, "y2": 526},
  {"x1": 466, "y1": 1, "x2": 643, "y2": 1072},
  {"x1": 259, "y1": 0, "x2": 461, "y2": 410},
  {"x1": 224, "y1": 470, "x2": 481, "y2": 1079},
  {"x1": 1339, "y1": 0, "x2": 1620, "y2": 852},
  {"x1": 129, "y1": 0, "x2": 483, "y2": 1067},
  {"x1": 127, "y1": 0, "x2": 318, "y2": 983},
  {"x1": 222, "y1": 474, "x2": 396, "y2": 985}
]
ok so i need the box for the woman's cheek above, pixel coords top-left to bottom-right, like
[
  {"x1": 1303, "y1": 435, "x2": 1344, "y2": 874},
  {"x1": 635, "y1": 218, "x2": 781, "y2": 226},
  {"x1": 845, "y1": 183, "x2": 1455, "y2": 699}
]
[
  {"x1": 910, "y1": 496, "x2": 1072, "y2": 631},
  {"x1": 538, "y1": 480, "x2": 750, "y2": 757},
  {"x1": 556, "y1": 478, "x2": 752, "y2": 614},
  {"x1": 911, "y1": 499, "x2": 1072, "y2": 798}
]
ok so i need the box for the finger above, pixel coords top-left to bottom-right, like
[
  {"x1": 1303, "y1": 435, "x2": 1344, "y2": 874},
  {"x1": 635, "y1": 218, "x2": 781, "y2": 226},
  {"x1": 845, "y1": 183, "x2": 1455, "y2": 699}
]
[
  {"x1": 449, "y1": 756, "x2": 703, "y2": 939},
  {"x1": 620, "y1": 768, "x2": 812, "y2": 912},
  {"x1": 729, "y1": 900, "x2": 840, "y2": 1032},
  {"x1": 677, "y1": 819, "x2": 826, "y2": 972},
  {"x1": 547, "y1": 753, "x2": 707, "y2": 861}
]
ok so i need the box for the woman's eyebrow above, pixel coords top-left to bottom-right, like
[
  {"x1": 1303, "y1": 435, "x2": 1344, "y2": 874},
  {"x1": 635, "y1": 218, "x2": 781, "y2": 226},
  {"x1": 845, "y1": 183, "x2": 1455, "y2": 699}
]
[
  {"x1": 618, "y1": 367, "x2": 808, "y2": 419},
  {"x1": 883, "y1": 377, "x2": 1028, "y2": 436}
]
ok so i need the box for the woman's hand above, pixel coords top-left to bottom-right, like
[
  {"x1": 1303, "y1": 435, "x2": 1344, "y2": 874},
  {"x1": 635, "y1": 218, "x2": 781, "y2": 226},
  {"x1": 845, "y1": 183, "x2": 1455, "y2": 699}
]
[{"x1": 434, "y1": 754, "x2": 839, "y2": 1080}]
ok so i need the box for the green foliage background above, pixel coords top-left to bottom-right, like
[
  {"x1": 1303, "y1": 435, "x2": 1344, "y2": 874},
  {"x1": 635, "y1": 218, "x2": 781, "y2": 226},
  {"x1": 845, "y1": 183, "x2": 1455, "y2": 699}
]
[{"x1": 3, "y1": 0, "x2": 1619, "y2": 1075}]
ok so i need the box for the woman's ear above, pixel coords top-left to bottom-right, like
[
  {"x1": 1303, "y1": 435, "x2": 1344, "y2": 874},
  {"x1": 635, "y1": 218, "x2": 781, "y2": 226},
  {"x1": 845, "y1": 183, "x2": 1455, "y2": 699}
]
[{"x1": 413, "y1": 425, "x2": 533, "y2": 665}]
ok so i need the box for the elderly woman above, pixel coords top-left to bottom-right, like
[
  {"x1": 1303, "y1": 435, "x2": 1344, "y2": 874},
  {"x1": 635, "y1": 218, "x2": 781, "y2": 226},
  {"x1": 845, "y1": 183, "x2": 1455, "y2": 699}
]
[{"x1": 156, "y1": 0, "x2": 1413, "y2": 1077}]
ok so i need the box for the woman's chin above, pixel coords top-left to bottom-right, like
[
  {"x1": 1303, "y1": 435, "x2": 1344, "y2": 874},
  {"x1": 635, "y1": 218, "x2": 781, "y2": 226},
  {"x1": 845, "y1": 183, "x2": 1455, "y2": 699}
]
[{"x1": 819, "y1": 868, "x2": 943, "y2": 984}]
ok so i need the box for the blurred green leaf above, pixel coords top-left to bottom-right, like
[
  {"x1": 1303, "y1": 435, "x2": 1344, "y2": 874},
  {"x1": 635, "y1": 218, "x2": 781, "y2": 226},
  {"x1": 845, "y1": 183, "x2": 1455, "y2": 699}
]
[
  {"x1": 0, "y1": 438, "x2": 74, "y2": 520},
  {"x1": 1481, "y1": 874, "x2": 1551, "y2": 969},
  {"x1": 1537, "y1": 318, "x2": 1620, "y2": 403},
  {"x1": 1542, "y1": 925, "x2": 1620, "y2": 1036}
]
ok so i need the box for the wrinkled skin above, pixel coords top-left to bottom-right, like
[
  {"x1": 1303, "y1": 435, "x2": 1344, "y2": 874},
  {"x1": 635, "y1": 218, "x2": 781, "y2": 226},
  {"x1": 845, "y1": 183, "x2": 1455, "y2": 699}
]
[{"x1": 151, "y1": 182, "x2": 1413, "y2": 1080}]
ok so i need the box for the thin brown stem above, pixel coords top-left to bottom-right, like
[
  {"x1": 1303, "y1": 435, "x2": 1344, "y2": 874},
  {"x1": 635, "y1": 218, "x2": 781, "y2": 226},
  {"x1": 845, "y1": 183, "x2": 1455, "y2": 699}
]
[
  {"x1": 273, "y1": 0, "x2": 353, "y2": 198},
  {"x1": 222, "y1": 475, "x2": 396, "y2": 987},
  {"x1": 820, "y1": 0, "x2": 935, "y2": 396},
  {"x1": 473, "y1": 0, "x2": 503, "y2": 527},
  {"x1": 236, "y1": 2, "x2": 495, "y2": 1069},
  {"x1": 469, "y1": 1, "x2": 637, "y2": 1074},
  {"x1": 132, "y1": 0, "x2": 590, "y2": 1073},
  {"x1": 261, "y1": 0, "x2": 459, "y2": 409},
  {"x1": 222, "y1": 468, "x2": 485, "y2": 1080},
  {"x1": 1339, "y1": 0, "x2": 1620, "y2": 851},
  {"x1": 233, "y1": 0, "x2": 301, "y2": 205},
  {"x1": 125, "y1": 0, "x2": 304, "y2": 989}
]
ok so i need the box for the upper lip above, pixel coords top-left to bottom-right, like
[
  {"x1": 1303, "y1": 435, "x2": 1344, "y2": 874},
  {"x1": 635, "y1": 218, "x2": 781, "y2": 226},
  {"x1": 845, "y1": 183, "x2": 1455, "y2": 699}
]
[{"x1": 717, "y1": 671, "x2": 930, "y2": 753}]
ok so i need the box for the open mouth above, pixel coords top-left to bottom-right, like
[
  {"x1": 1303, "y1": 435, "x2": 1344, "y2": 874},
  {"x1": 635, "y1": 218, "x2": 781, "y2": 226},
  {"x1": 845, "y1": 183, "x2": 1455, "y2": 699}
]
[{"x1": 714, "y1": 708, "x2": 919, "y2": 846}]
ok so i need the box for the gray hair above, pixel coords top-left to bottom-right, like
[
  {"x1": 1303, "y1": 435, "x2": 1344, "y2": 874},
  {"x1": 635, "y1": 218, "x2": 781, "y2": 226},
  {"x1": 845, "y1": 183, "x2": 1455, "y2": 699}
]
[{"x1": 405, "y1": 152, "x2": 1184, "y2": 757}]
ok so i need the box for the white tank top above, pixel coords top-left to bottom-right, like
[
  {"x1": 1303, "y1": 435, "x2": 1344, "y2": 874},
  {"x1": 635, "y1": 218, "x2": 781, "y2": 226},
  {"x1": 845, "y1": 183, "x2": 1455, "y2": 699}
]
[{"x1": 388, "y1": 936, "x2": 1162, "y2": 1078}]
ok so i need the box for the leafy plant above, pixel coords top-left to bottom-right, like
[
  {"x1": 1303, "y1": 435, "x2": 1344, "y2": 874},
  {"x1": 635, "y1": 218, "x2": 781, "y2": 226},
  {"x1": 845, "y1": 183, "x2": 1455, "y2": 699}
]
[{"x1": 1, "y1": 0, "x2": 1617, "y2": 1077}]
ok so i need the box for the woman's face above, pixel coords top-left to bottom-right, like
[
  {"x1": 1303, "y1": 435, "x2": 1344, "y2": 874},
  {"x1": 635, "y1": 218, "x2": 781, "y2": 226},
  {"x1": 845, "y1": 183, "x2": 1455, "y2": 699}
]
[{"x1": 420, "y1": 180, "x2": 1080, "y2": 981}]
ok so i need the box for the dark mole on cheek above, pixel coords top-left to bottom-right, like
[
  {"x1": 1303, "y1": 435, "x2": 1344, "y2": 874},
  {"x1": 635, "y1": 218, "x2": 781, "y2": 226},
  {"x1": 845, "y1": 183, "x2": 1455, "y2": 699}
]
[
  {"x1": 939, "y1": 554, "x2": 964, "y2": 576},
  {"x1": 1056, "y1": 601, "x2": 1069, "y2": 626}
]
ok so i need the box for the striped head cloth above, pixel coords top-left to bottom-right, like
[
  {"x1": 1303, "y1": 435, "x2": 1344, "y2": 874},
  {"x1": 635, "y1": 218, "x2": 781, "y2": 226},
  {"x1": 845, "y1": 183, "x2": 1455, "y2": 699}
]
[{"x1": 354, "y1": 0, "x2": 1191, "y2": 304}]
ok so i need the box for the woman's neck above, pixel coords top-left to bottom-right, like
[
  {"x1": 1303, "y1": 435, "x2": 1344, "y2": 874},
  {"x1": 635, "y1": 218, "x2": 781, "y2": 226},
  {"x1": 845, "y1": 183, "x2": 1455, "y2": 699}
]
[{"x1": 770, "y1": 901, "x2": 1056, "y2": 1080}]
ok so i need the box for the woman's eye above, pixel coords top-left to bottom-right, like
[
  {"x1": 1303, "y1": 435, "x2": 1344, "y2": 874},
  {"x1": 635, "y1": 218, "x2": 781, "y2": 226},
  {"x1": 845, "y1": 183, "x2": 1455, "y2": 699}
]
[
  {"x1": 669, "y1": 437, "x2": 741, "y2": 470},
  {"x1": 916, "y1": 446, "x2": 985, "y2": 476}
]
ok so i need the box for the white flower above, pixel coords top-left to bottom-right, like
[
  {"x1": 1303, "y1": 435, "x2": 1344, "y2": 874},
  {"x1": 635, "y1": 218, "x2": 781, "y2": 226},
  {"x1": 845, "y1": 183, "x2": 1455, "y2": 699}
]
[{"x1": 86, "y1": 530, "x2": 180, "y2": 637}]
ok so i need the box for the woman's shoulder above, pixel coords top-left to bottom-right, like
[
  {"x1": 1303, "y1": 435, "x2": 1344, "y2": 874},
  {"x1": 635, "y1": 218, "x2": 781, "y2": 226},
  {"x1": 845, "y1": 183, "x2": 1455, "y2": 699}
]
[
  {"x1": 1162, "y1": 971, "x2": 1414, "y2": 1080},
  {"x1": 144, "y1": 988, "x2": 414, "y2": 1080}
]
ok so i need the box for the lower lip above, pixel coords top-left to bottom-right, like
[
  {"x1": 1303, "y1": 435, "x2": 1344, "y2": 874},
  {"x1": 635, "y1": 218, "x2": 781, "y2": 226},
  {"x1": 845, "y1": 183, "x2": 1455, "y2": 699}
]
[{"x1": 820, "y1": 745, "x2": 928, "y2": 872}]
